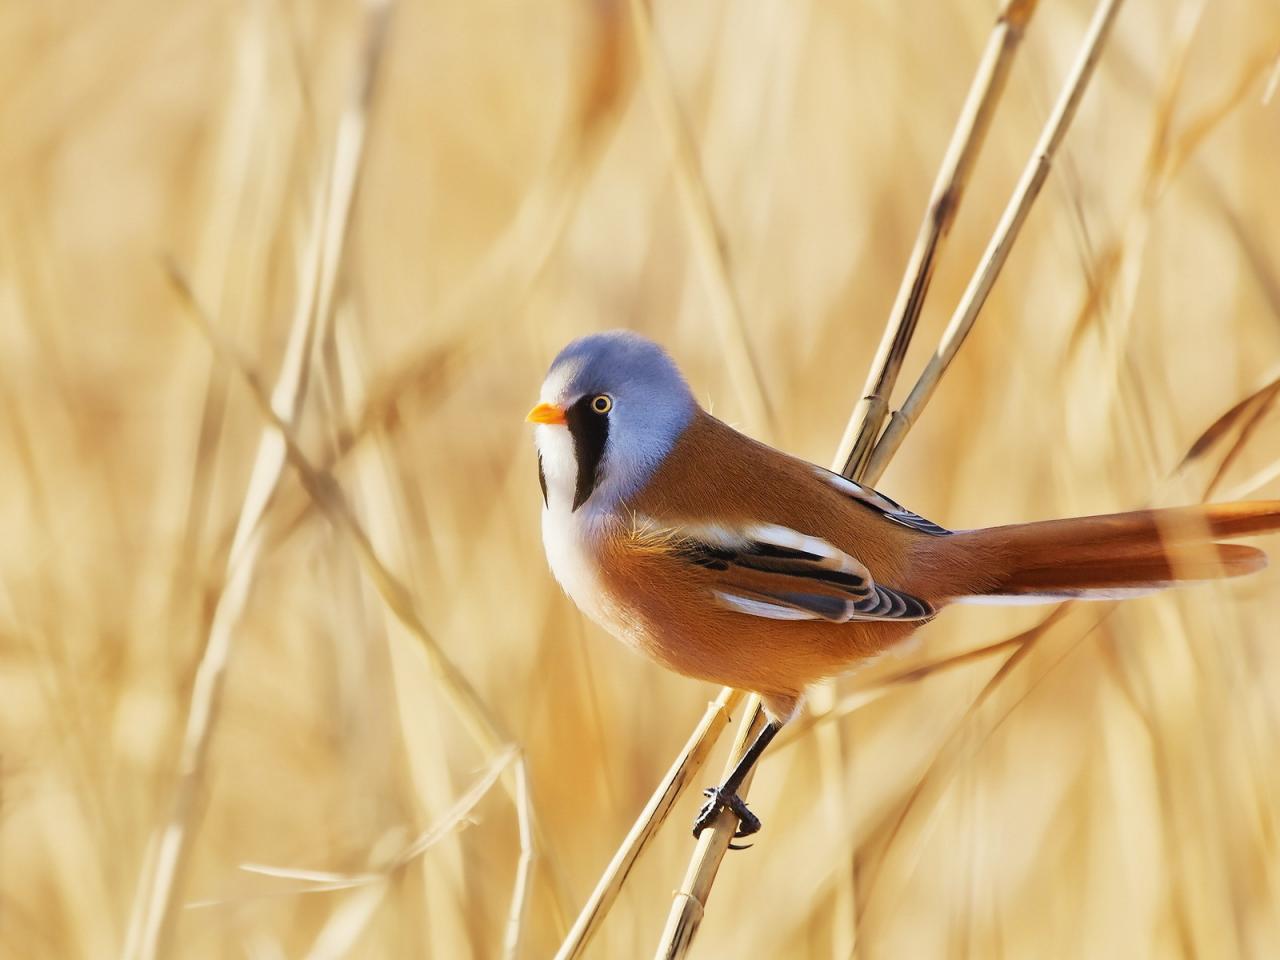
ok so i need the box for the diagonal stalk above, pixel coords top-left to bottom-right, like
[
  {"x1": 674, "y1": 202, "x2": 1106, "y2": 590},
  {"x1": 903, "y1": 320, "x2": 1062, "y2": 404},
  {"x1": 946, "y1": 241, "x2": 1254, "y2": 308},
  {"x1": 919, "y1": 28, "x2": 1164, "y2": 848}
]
[
  {"x1": 121, "y1": 5, "x2": 393, "y2": 956},
  {"x1": 835, "y1": 0, "x2": 1039, "y2": 479},
  {"x1": 553, "y1": 689, "x2": 745, "y2": 960},
  {"x1": 655, "y1": 0, "x2": 1125, "y2": 954},
  {"x1": 626, "y1": 0, "x2": 776, "y2": 440},
  {"x1": 863, "y1": 0, "x2": 1127, "y2": 486},
  {"x1": 168, "y1": 269, "x2": 548, "y2": 957}
]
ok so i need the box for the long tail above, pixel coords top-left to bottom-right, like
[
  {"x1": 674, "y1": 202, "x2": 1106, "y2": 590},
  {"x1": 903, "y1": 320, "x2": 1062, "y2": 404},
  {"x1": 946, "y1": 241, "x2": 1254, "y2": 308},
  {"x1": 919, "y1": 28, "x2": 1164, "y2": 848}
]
[{"x1": 947, "y1": 501, "x2": 1280, "y2": 601}]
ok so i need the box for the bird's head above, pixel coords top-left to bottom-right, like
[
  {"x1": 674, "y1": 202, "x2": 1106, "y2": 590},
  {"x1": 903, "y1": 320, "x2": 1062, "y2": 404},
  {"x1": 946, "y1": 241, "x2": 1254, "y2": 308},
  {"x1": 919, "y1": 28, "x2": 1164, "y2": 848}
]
[{"x1": 527, "y1": 330, "x2": 696, "y2": 513}]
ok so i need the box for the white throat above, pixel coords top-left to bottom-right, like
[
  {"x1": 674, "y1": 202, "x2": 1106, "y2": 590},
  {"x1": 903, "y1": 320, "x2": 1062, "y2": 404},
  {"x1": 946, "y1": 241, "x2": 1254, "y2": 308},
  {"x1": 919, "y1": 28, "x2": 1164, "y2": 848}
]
[
  {"x1": 536, "y1": 424, "x2": 615, "y2": 629},
  {"x1": 535, "y1": 423, "x2": 585, "y2": 515}
]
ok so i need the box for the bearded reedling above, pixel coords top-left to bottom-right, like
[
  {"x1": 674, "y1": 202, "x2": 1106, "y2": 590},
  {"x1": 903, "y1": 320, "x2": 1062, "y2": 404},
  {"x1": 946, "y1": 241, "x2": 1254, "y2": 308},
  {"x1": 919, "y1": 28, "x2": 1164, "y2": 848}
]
[{"x1": 528, "y1": 331, "x2": 1280, "y2": 842}]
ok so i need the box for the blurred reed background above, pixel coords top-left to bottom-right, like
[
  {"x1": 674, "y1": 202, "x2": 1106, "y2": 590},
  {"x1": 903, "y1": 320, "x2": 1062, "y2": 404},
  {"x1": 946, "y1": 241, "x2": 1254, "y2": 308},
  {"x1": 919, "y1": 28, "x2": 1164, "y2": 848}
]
[{"x1": 3, "y1": 0, "x2": 1280, "y2": 956}]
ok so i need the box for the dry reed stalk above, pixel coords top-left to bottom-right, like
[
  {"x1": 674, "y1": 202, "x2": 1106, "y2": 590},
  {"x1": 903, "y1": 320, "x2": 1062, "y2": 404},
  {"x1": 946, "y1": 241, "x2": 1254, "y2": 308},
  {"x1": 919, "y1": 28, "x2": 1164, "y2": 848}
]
[
  {"x1": 222, "y1": 47, "x2": 637, "y2": 564},
  {"x1": 1068, "y1": 41, "x2": 1280, "y2": 487},
  {"x1": 864, "y1": 539, "x2": 1254, "y2": 943},
  {"x1": 1197, "y1": 374, "x2": 1280, "y2": 500},
  {"x1": 654, "y1": 696, "x2": 769, "y2": 958},
  {"x1": 121, "y1": 7, "x2": 393, "y2": 955},
  {"x1": 167, "y1": 271, "x2": 546, "y2": 957},
  {"x1": 614, "y1": 4, "x2": 816, "y2": 950},
  {"x1": 810, "y1": 5, "x2": 1041, "y2": 935},
  {"x1": 803, "y1": 679, "x2": 855, "y2": 958},
  {"x1": 862, "y1": 0, "x2": 1127, "y2": 485},
  {"x1": 123, "y1": 242, "x2": 322, "y2": 960},
  {"x1": 177, "y1": 6, "x2": 626, "y2": 949},
  {"x1": 330, "y1": 231, "x2": 497, "y2": 949},
  {"x1": 198, "y1": 115, "x2": 578, "y2": 560},
  {"x1": 1176, "y1": 365, "x2": 1280, "y2": 475},
  {"x1": 301, "y1": 883, "x2": 388, "y2": 960},
  {"x1": 5, "y1": 2, "x2": 1276, "y2": 956},
  {"x1": 607, "y1": 3, "x2": 799, "y2": 955},
  {"x1": 302, "y1": 0, "x2": 630, "y2": 473},
  {"x1": 1063, "y1": 3, "x2": 1256, "y2": 486},
  {"x1": 1224, "y1": 460, "x2": 1280, "y2": 502},
  {"x1": 853, "y1": 372, "x2": 1278, "y2": 938},
  {"x1": 1165, "y1": 49, "x2": 1280, "y2": 179},
  {"x1": 550, "y1": 0, "x2": 787, "y2": 934},
  {"x1": 652, "y1": 2, "x2": 1046, "y2": 953},
  {"x1": 844, "y1": 15, "x2": 1218, "y2": 939},
  {"x1": 208, "y1": 746, "x2": 515, "y2": 901},
  {"x1": 1063, "y1": 42, "x2": 1280, "y2": 365},
  {"x1": 504, "y1": 761, "x2": 538, "y2": 957},
  {"x1": 625, "y1": 0, "x2": 776, "y2": 438},
  {"x1": 553, "y1": 688, "x2": 745, "y2": 960},
  {"x1": 316, "y1": 310, "x2": 481, "y2": 952},
  {"x1": 821, "y1": 4, "x2": 1040, "y2": 945},
  {"x1": 167, "y1": 3, "x2": 273, "y2": 648},
  {"x1": 655, "y1": 621, "x2": 1078, "y2": 953},
  {"x1": 205, "y1": 2, "x2": 633, "y2": 569},
  {"x1": 853, "y1": 606, "x2": 1107, "y2": 930},
  {"x1": 834, "y1": 0, "x2": 1039, "y2": 478},
  {"x1": 652, "y1": 0, "x2": 1127, "y2": 953},
  {"x1": 738, "y1": 371, "x2": 1280, "y2": 955},
  {"x1": 773, "y1": 614, "x2": 1070, "y2": 750}
]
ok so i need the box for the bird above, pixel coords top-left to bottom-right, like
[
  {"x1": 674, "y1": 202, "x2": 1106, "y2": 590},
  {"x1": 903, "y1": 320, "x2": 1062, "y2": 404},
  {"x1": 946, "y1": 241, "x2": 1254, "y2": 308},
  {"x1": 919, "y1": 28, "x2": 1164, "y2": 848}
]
[{"x1": 526, "y1": 329, "x2": 1280, "y2": 845}]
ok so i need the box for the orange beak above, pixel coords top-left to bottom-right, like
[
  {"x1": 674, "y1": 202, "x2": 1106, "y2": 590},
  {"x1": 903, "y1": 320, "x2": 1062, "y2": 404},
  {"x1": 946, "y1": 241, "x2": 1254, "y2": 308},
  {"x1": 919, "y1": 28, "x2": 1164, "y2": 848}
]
[{"x1": 526, "y1": 402, "x2": 567, "y2": 426}]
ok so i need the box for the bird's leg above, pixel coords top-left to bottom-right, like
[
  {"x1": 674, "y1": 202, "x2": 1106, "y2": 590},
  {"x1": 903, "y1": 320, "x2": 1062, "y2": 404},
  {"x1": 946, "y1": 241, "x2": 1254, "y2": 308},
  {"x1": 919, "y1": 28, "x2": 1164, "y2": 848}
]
[{"x1": 692, "y1": 717, "x2": 784, "y2": 849}]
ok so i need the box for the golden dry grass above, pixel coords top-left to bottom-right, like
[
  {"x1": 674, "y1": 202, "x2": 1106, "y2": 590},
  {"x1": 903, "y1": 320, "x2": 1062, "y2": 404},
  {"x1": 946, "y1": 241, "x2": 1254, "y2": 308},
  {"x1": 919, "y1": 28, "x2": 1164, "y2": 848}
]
[{"x1": 3, "y1": 0, "x2": 1280, "y2": 957}]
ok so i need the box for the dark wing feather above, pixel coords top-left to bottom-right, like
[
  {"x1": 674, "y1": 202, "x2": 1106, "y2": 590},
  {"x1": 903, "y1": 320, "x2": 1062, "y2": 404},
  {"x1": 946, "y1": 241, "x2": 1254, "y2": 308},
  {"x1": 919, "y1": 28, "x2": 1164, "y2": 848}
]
[
  {"x1": 816, "y1": 467, "x2": 952, "y2": 536},
  {"x1": 656, "y1": 521, "x2": 934, "y2": 624}
]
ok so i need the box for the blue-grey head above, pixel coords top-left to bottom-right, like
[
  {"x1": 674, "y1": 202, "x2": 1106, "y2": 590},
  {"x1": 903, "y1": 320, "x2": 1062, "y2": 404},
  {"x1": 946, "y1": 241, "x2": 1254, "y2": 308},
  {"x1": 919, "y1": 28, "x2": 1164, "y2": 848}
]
[{"x1": 527, "y1": 331, "x2": 697, "y2": 514}]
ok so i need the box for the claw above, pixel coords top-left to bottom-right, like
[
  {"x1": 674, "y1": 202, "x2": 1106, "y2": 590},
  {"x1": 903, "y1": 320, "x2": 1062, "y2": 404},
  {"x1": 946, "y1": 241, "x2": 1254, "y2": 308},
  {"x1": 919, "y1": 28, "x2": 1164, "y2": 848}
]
[{"x1": 691, "y1": 786, "x2": 762, "y2": 847}]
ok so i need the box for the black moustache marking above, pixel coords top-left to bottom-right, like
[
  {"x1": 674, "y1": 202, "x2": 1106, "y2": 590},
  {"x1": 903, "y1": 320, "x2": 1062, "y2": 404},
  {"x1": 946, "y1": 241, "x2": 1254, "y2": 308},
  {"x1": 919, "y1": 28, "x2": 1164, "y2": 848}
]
[
  {"x1": 537, "y1": 452, "x2": 548, "y2": 508},
  {"x1": 565, "y1": 395, "x2": 609, "y2": 511}
]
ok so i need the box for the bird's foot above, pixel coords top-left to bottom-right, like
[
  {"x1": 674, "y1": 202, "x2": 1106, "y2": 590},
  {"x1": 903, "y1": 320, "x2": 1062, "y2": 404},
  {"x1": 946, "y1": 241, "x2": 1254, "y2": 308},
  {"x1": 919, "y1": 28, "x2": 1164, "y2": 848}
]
[{"x1": 692, "y1": 786, "x2": 761, "y2": 849}]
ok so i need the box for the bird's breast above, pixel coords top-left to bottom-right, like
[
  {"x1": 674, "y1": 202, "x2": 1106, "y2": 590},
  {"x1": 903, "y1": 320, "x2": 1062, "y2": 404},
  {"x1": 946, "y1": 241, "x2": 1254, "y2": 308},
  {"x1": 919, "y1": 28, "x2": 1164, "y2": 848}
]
[{"x1": 541, "y1": 506, "x2": 623, "y2": 634}]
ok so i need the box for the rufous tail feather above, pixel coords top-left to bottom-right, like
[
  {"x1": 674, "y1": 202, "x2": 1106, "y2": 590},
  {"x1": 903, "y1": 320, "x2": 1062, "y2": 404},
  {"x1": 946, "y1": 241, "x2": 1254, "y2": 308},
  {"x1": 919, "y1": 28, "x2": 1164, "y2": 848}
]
[{"x1": 947, "y1": 501, "x2": 1280, "y2": 601}]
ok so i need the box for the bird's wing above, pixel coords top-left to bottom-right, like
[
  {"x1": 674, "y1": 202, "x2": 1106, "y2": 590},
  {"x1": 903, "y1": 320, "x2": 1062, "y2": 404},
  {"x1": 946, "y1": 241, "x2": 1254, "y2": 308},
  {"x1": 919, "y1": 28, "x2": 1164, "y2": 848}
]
[
  {"x1": 629, "y1": 517, "x2": 935, "y2": 624},
  {"x1": 813, "y1": 467, "x2": 952, "y2": 537}
]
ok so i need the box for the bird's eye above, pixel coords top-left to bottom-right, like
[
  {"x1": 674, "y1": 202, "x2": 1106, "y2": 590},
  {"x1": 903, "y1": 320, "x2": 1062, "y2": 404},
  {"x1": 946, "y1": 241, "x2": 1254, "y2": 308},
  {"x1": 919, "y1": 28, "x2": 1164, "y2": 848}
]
[{"x1": 591, "y1": 394, "x2": 613, "y2": 414}]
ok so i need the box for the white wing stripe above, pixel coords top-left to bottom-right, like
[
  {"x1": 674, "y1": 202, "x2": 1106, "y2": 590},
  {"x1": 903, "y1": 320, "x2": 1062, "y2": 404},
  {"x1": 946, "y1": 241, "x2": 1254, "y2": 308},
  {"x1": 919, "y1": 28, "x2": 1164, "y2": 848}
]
[
  {"x1": 741, "y1": 523, "x2": 868, "y2": 577},
  {"x1": 712, "y1": 591, "x2": 823, "y2": 620}
]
